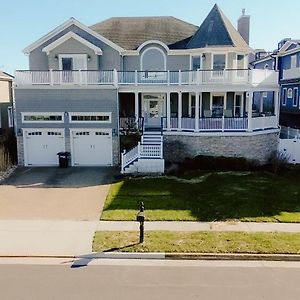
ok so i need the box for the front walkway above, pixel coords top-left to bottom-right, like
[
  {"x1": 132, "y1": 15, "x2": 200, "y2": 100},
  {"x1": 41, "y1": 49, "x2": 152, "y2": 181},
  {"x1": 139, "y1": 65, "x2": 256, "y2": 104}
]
[{"x1": 97, "y1": 221, "x2": 300, "y2": 233}]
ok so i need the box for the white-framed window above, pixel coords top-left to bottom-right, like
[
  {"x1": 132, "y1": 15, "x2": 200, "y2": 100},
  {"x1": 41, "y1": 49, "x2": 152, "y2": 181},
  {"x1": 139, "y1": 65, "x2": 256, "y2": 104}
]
[
  {"x1": 236, "y1": 54, "x2": 245, "y2": 69},
  {"x1": 212, "y1": 54, "x2": 226, "y2": 70},
  {"x1": 7, "y1": 106, "x2": 13, "y2": 127},
  {"x1": 293, "y1": 88, "x2": 298, "y2": 107},
  {"x1": 22, "y1": 112, "x2": 64, "y2": 123},
  {"x1": 69, "y1": 112, "x2": 111, "y2": 123},
  {"x1": 191, "y1": 56, "x2": 201, "y2": 70},
  {"x1": 287, "y1": 88, "x2": 293, "y2": 98},
  {"x1": 291, "y1": 55, "x2": 297, "y2": 68},
  {"x1": 58, "y1": 54, "x2": 87, "y2": 71},
  {"x1": 282, "y1": 88, "x2": 287, "y2": 106}
]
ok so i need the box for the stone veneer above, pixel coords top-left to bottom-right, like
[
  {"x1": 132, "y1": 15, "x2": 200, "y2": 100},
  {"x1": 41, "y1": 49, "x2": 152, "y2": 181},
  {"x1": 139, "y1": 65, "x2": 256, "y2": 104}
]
[{"x1": 163, "y1": 131, "x2": 279, "y2": 164}]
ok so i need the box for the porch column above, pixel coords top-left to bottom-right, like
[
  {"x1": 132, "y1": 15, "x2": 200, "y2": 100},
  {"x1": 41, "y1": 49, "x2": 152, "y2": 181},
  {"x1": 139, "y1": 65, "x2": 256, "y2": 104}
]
[
  {"x1": 260, "y1": 92, "x2": 264, "y2": 113},
  {"x1": 134, "y1": 92, "x2": 139, "y2": 122},
  {"x1": 195, "y1": 91, "x2": 199, "y2": 132},
  {"x1": 188, "y1": 93, "x2": 192, "y2": 117},
  {"x1": 167, "y1": 92, "x2": 171, "y2": 130},
  {"x1": 274, "y1": 90, "x2": 279, "y2": 120},
  {"x1": 178, "y1": 92, "x2": 182, "y2": 130},
  {"x1": 247, "y1": 91, "x2": 253, "y2": 132}
]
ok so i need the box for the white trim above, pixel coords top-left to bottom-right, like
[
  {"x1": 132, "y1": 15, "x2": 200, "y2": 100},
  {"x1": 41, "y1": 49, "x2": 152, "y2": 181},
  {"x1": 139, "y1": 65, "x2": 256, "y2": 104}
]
[
  {"x1": 23, "y1": 128, "x2": 65, "y2": 167},
  {"x1": 7, "y1": 106, "x2": 14, "y2": 128},
  {"x1": 23, "y1": 18, "x2": 124, "y2": 55},
  {"x1": 293, "y1": 87, "x2": 298, "y2": 107},
  {"x1": 42, "y1": 32, "x2": 103, "y2": 55},
  {"x1": 140, "y1": 47, "x2": 167, "y2": 71},
  {"x1": 69, "y1": 128, "x2": 113, "y2": 167},
  {"x1": 137, "y1": 40, "x2": 169, "y2": 53},
  {"x1": 21, "y1": 112, "x2": 64, "y2": 123},
  {"x1": 58, "y1": 54, "x2": 88, "y2": 70},
  {"x1": 69, "y1": 112, "x2": 111, "y2": 123}
]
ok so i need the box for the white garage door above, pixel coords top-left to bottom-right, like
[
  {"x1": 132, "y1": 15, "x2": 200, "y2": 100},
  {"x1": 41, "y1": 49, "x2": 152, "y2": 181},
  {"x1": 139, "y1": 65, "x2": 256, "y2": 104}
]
[
  {"x1": 23, "y1": 129, "x2": 65, "y2": 166},
  {"x1": 71, "y1": 129, "x2": 113, "y2": 166}
]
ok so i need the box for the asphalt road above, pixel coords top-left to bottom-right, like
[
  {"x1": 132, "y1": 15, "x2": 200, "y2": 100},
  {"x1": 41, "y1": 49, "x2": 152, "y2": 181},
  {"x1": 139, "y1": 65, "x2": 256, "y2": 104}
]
[{"x1": 0, "y1": 259, "x2": 300, "y2": 300}]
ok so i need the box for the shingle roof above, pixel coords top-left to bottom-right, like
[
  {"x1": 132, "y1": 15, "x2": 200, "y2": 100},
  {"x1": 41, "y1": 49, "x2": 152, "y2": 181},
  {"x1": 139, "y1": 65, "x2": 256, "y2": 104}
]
[
  {"x1": 90, "y1": 16, "x2": 198, "y2": 50},
  {"x1": 186, "y1": 4, "x2": 249, "y2": 49}
]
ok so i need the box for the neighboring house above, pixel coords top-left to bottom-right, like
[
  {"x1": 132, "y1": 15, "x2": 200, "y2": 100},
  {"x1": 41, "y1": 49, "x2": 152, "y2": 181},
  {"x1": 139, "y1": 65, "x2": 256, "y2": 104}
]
[
  {"x1": 0, "y1": 71, "x2": 14, "y2": 135},
  {"x1": 14, "y1": 4, "x2": 279, "y2": 172}
]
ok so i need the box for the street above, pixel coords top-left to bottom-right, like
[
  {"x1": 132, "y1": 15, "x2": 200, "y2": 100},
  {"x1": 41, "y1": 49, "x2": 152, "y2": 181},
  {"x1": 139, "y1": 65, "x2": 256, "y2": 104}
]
[{"x1": 0, "y1": 259, "x2": 299, "y2": 300}]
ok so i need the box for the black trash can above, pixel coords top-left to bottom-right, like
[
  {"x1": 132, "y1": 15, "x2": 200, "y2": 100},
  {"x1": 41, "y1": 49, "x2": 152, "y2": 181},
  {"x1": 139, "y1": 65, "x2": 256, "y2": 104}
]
[{"x1": 57, "y1": 152, "x2": 70, "y2": 168}]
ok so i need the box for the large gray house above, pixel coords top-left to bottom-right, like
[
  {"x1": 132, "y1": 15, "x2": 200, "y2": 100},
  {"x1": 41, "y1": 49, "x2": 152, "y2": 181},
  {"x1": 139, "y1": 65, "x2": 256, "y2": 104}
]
[{"x1": 14, "y1": 5, "x2": 279, "y2": 172}]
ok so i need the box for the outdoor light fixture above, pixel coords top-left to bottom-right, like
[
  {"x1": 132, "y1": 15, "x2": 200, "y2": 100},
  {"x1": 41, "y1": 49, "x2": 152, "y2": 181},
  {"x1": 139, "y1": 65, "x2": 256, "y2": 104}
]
[
  {"x1": 54, "y1": 55, "x2": 58, "y2": 61},
  {"x1": 87, "y1": 55, "x2": 91, "y2": 61},
  {"x1": 202, "y1": 53, "x2": 206, "y2": 60},
  {"x1": 17, "y1": 129, "x2": 23, "y2": 136}
]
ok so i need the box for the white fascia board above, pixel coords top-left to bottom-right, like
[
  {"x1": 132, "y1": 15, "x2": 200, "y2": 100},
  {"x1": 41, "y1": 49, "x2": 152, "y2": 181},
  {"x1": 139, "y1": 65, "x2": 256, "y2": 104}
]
[
  {"x1": 42, "y1": 32, "x2": 103, "y2": 55},
  {"x1": 23, "y1": 17, "x2": 124, "y2": 55}
]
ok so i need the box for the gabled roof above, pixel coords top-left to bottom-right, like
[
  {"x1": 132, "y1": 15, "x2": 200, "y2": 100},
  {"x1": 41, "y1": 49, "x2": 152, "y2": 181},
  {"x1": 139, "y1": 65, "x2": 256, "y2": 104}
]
[
  {"x1": 42, "y1": 32, "x2": 103, "y2": 55},
  {"x1": 90, "y1": 16, "x2": 198, "y2": 50},
  {"x1": 23, "y1": 18, "x2": 124, "y2": 55},
  {"x1": 0, "y1": 71, "x2": 13, "y2": 80},
  {"x1": 186, "y1": 4, "x2": 249, "y2": 49}
]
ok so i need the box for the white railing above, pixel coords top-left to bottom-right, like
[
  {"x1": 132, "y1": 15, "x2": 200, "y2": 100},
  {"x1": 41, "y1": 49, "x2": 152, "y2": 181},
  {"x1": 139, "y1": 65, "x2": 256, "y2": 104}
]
[
  {"x1": 15, "y1": 70, "x2": 115, "y2": 85},
  {"x1": 15, "y1": 69, "x2": 278, "y2": 86},
  {"x1": 121, "y1": 141, "x2": 163, "y2": 172},
  {"x1": 121, "y1": 145, "x2": 139, "y2": 172},
  {"x1": 282, "y1": 67, "x2": 300, "y2": 80},
  {"x1": 162, "y1": 116, "x2": 276, "y2": 132},
  {"x1": 252, "y1": 115, "x2": 278, "y2": 131}
]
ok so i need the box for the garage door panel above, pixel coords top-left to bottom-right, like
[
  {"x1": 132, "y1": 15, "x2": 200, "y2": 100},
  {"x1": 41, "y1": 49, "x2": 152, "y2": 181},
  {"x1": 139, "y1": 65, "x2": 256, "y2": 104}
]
[
  {"x1": 24, "y1": 129, "x2": 65, "y2": 166},
  {"x1": 71, "y1": 129, "x2": 112, "y2": 166}
]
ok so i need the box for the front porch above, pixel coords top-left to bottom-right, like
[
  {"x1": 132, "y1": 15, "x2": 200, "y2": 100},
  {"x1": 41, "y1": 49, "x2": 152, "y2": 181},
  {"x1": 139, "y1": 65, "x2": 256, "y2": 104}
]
[{"x1": 119, "y1": 91, "x2": 279, "y2": 133}]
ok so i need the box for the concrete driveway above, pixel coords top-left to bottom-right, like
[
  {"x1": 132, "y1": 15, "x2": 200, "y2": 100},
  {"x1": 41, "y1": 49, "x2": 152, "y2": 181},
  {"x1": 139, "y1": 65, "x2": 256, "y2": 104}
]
[{"x1": 0, "y1": 167, "x2": 118, "y2": 220}]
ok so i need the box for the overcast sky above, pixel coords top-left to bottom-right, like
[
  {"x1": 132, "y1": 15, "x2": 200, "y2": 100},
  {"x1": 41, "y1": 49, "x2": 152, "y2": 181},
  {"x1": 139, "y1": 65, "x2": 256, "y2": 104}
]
[{"x1": 1, "y1": 0, "x2": 299, "y2": 74}]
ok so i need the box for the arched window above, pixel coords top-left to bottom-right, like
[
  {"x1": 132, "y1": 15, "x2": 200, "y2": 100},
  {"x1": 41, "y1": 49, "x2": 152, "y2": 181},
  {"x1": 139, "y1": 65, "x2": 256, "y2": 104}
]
[{"x1": 141, "y1": 47, "x2": 166, "y2": 71}]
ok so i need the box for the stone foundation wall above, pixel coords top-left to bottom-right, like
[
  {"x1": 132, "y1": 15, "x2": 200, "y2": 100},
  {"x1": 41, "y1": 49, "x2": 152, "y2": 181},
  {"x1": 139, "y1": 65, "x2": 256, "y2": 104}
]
[
  {"x1": 16, "y1": 136, "x2": 24, "y2": 166},
  {"x1": 163, "y1": 132, "x2": 279, "y2": 164}
]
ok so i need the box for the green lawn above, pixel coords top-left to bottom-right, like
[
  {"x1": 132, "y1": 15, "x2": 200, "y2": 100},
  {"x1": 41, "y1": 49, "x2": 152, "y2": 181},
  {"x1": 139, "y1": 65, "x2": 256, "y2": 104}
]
[
  {"x1": 101, "y1": 171, "x2": 300, "y2": 222},
  {"x1": 93, "y1": 231, "x2": 300, "y2": 254}
]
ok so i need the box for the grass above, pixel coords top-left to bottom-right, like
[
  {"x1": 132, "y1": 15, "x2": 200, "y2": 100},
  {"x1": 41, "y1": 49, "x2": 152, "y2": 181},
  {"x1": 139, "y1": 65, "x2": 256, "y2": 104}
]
[
  {"x1": 93, "y1": 231, "x2": 300, "y2": 254},
  {"x1": 101, "y1": 170, "x2": 300, "y2": 222}
]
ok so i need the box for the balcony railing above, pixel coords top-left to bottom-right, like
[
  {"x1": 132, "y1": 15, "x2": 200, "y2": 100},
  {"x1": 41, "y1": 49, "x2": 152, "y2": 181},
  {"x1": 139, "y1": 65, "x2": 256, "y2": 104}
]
[
  {"x1": 162, "y1": 116, "x2": 277, "y2": 132},
  {"x1": 15, "y1": 69, "x2": 278, "y2": 87},
  {"x1": 282, "y1": 67, "x2": 300, "y2": 81}
]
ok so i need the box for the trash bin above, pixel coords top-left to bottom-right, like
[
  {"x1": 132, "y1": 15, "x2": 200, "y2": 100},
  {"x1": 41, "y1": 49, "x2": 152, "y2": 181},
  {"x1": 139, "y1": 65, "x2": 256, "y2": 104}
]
[{"x1": 57, "y1": 152, "x2": 70, "y2": 168}]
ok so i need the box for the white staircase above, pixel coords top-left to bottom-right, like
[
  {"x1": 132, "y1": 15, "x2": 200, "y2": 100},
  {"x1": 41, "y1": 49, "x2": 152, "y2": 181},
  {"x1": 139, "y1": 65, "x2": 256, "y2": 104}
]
[{"x1": 121, "y1": 131, "x2": 164, "y2": 174}]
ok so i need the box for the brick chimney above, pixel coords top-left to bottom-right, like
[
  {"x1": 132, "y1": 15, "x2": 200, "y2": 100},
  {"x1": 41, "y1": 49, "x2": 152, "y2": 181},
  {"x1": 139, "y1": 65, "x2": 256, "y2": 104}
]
[{"x1": 238, "y1": 9, "x2": 250, "y2": 45}]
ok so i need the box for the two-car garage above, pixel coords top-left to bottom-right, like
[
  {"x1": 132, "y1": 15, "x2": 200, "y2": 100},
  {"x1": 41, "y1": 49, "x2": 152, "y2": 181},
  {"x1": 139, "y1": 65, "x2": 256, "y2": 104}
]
[{"x1": 23, "y1": 128, "x2": 113, "y2": 166}]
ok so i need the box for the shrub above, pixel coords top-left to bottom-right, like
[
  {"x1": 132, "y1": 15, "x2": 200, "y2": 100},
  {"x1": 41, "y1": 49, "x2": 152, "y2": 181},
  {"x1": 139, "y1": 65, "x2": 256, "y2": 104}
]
[{"x1": 267, "y1": 150, "x2": 290, "y2": 174}]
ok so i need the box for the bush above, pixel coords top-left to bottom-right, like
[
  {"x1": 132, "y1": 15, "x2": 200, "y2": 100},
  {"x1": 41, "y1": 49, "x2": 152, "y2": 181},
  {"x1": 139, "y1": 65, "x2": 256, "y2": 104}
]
[
  {"x1": 0, "y1": 131, "x2": 17, "y2": 171},
  {"x1": 266, "y1": 150, "x2": 290, "y2": 174}
]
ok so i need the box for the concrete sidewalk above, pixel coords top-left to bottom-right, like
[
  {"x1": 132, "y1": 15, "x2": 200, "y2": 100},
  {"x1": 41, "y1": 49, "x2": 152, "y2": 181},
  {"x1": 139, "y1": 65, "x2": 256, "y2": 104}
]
[
  {"x1": 97, "y1": 221, "x2": 300, "y2": 233},
  {"x1": 0, "y1": 220, "x2": 98, "y2": 256}
]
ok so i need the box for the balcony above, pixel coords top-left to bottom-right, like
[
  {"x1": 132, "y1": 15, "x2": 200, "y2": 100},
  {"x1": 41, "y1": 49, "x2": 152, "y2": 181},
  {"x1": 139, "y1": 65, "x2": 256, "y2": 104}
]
[
  {"x1": 282, "y1": 67, "x2": 300, "y2": 81},
  {"x1": 15, "y1": 69, "x2": 278, "y2": 87}
]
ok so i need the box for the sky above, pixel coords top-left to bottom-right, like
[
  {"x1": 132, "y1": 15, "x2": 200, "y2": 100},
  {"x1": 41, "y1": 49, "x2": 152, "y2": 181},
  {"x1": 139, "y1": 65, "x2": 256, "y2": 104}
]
[{"x1": 1, "y1": 0, "x2": 300, "y2": 75}]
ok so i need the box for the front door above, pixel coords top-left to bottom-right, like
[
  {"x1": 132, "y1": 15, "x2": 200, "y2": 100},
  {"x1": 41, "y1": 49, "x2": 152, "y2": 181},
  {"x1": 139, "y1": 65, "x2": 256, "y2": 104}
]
[{"x1": 143, "y1": 94, "x2": 165, "y2": 128}]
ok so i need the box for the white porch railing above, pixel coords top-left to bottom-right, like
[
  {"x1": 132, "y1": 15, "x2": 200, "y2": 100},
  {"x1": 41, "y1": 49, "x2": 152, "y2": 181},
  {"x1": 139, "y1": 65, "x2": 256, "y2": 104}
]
[
  {"x1": 15, "y1": 69, "x2": 278, "y2": 86},
  {"x1": 15, "y1": 70, "x2": 115, "y2": 85},
  {"x1": 162, "y1": 116, "x2": 276, "y2": 132},
  {"x1": 121, "y1": 141, "x2": 163, "y2": 172}
]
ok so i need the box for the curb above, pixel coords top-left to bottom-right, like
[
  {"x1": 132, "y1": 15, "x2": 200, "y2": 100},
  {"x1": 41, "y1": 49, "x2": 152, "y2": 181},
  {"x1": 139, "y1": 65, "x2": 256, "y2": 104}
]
[
  {"x1": 165, "y1": 253, "x2": 300, "y2": 261},
  {"x1": 0, "y1": 253, "x2": 300, "y2": 261}
]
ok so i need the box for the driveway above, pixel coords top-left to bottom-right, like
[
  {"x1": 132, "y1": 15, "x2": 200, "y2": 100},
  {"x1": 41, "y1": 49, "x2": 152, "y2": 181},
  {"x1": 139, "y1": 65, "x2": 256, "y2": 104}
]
[{"x1": 0, "y1": 167, "x2": 118, "y2": 220}]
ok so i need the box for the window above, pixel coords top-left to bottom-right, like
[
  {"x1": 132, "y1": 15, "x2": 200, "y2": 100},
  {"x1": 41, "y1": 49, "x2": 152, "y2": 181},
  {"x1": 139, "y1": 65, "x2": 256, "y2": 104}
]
[
  {"x1": 22, "y1": 113, "x2": 64, "y2": 123},
  {"x1": 293, "y1": 88, "x2": 298, "y2": 107},
  {"x1": 287, "y1": 88, "x2": 293, "y2": 98},
  {"x1": 291, "y1": 55, "x2": 297, "y2": 68},
  {"x1": 59, "y1": 54, "x2": 87, "y2": 70},
  {"x1": 69, "y1": 112, "x2": 111, "y2": 123},
  {"x1": 61, "y1": 58, "x2": 73, "y2": 71},
  {"x1": 282, "y1": 89, "x2": 287, "y2": 106},
  {"x1": 213, "y1": 54, "x2": 226, "y2": 70},
  {"x1": 192, "y1": 56, "x2": 201, "y2": 70},
  {"x1": 237, "y1": 54, "x2": 245, "y2": 69}
]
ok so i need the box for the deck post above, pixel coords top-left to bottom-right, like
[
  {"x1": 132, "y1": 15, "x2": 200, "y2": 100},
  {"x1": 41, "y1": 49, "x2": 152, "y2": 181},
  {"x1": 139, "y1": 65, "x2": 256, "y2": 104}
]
[
  {"x1": 247, "y1": 91, "x2": 253, "y2": 132},
  {"x1": 167, "y1": 92, "x2": 171, "y2": 131},
  {"x1": 135, "y1": 92, "x2": 139, "y2": 122},
  {"x1": 178, "y1": 92, "x2": 182, "y2": 130},
  {"x1": 195, "y1": 91, "x2": 199, "y2": 132}
]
